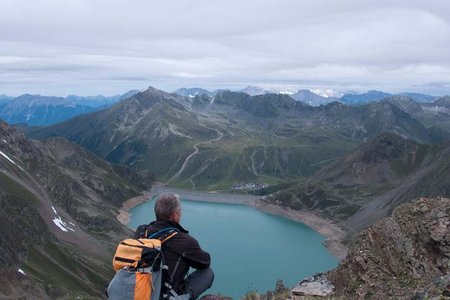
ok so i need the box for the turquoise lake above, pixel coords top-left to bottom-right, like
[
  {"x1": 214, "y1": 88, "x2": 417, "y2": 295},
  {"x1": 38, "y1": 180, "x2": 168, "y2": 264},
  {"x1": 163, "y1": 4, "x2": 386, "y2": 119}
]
[{"x1": 129, "y1": 199, "x2": 338, "y2": 299}]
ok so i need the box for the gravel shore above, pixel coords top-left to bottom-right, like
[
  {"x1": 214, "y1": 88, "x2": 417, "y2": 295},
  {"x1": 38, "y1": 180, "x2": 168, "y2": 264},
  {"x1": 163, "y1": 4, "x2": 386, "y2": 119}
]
[{"x1": 117, "y1": 184, "x2": 348, "y2": 259}]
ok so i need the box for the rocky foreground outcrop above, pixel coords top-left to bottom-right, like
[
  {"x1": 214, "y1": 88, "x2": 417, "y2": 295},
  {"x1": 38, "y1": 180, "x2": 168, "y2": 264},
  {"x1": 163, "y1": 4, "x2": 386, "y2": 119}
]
[
  {"x1": 326, "y1": 197, "x2": 449, "y2": 299},
  {"x1": 221, "y1": 197, "x2": 449, "y2": 299}
]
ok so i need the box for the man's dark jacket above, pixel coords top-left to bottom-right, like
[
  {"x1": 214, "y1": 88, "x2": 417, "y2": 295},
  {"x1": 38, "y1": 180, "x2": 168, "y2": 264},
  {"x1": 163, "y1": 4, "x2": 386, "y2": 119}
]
[{"x1": 135, "y1": 220, "x2": 211, "y2": 289}]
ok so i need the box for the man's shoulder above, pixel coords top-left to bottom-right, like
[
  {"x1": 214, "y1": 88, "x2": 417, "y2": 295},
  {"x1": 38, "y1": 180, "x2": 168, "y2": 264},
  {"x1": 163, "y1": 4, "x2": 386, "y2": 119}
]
[
  {"x1": 165, "y1": 231, "x2": 204, "y2": 250},
  {"x1": 140, "y1": 220, "x2": 187, "y2": 235},
  {"x1": 171, "y1": 231, "x2": 198, "y2": 243}
]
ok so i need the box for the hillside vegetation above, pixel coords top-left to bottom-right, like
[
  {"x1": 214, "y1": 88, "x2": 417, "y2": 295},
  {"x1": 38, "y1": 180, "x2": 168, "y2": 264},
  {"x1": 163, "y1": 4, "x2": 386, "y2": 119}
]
[{"x1": 0, "y1": 120, "x2": 151, "y2": 299}]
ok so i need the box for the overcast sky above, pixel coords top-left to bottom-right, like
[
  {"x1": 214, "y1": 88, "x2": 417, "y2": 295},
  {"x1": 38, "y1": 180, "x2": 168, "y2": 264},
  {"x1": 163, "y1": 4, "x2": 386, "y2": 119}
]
[{"x1": 1, "y1": 0, "x2": 450, "y2": 96}]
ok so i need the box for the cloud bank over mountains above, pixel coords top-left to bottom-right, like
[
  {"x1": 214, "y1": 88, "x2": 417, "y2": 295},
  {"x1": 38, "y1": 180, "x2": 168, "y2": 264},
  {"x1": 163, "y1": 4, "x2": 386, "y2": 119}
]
[{"x1": 1, "y1": 0, "x2": 449, "y2": 96}]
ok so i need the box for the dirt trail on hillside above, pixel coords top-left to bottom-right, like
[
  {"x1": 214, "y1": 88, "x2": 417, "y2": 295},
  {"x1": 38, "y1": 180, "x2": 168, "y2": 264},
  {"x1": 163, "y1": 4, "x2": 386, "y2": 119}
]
[{"x1": 166, "y1": 129, "x2": 223, "y2": 184}]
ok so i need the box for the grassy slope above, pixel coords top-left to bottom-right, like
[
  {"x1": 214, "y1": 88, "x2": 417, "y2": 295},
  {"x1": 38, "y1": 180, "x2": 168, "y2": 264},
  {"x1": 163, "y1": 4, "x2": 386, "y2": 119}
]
[
  {"x1": 269, "y1": 133, "x2": 441, "y2": 230},
  {"x1": 0, "y1": 173, "x2": 112, "y2": 299},
  {"x1": 0, "y1": 121, "x2": 151, "y2": 298}
]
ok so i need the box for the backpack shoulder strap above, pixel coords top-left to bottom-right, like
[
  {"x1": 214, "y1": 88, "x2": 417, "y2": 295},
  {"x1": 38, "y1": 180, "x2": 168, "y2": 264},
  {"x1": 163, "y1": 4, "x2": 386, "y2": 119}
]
[
  {"x1": 147, "y1": 227, "x2": 179, "y2": 239},
  {"x1": 160, "y1": 231, "x2": 177, "y2": 244},
  {"x1": 134, "y1": 224, "x2": 149, "y2": 239}
]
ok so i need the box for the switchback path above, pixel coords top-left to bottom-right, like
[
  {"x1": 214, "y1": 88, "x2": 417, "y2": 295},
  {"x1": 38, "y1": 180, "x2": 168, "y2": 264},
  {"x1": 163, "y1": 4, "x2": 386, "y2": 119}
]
[{"x1": 166, "y1": 129, "x2": 223, "y2": 184}]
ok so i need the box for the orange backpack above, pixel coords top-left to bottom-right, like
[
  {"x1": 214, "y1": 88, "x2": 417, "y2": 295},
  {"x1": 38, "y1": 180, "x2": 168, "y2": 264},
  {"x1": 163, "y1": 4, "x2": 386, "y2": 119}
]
[{"x1": 108, "y1": 229, "x2": 178, "y2": 300}]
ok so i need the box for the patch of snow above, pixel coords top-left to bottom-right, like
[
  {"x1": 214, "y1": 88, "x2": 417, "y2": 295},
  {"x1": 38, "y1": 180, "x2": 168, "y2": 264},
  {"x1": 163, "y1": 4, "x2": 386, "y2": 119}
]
[
  {"x1": 264, "y1": 86, "x2": 296, "y2": 95},
  {"x1": 69, "y1": 222, "x2": 76, "y2": 226},
  {"x1": 25, "y1": 109, "x2": 34, "y2": 121},
  {"x1": 310, "y1": 89, "x2": 329, "y2": 98},
  {"x1": 2, "y1": 139, "x2": 6, "y2": 143},
  {"x1": 52, "y1": 216, "x2": 75, "y2": 232},
  {"x1": 0, "y1": 150, "x2": 24, "y2": 171},
  {"x1": 53, "y1": 217, "x2": 68, "y2": 232},
  {"x1": 278, "y1": 89, "x2": 294, "y2": 95},
  {"x1": 188, "y1": 94, "x2": 196, "y2": 98},
  {"x1": 310, "y1": 88, "x2": 343, "y2": 98},
  {"x1": 310, "y1": 89, "x2": 332, "y2": 98},
  {"x1": 51, "y1": 206, "x2": 57, "y2": 214},
  {"x1": 18, "y1": 268, "x2": 26, "y2": 275}
]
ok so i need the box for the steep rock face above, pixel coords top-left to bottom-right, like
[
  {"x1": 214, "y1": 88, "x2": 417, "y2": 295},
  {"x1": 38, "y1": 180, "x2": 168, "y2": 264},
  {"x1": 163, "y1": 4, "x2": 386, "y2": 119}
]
[{"x1": 327, "y1": 197, "x2": 450, "y2": 299}]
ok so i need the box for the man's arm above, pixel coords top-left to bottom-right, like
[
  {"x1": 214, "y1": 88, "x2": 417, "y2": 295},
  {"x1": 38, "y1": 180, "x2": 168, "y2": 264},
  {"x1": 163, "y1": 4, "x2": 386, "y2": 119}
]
[{"x1": 181, "y1": 236, "x2": 211, "y2": 270}]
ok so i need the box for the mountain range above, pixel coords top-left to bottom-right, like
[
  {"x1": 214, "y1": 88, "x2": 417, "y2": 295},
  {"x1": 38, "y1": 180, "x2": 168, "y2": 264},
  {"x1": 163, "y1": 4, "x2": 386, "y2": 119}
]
[
  {"x1": 0, "y1": 90, "x2": 138, "y2": 126},
  {"x1": 0, "y1": 88, "x2": 438, "y2": 127},
  {"x1": 25, "y1": 87, "x2": 450, "y2": 194},
  {"x1": 340, "y1": 90, "x2": 437, "y2": 105},
  {"x1": 173, "y1": 87, "x2": 438, "y2": 106},
  {"x1": 2, "y1": 85, "x2": 450, "y2": 298}
]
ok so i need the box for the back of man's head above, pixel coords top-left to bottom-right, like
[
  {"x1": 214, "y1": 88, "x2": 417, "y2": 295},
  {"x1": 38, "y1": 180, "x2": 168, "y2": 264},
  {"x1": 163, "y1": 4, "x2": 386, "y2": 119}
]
[{"x1": 154, "y1": 194, "x2": 181, "y2": 221}]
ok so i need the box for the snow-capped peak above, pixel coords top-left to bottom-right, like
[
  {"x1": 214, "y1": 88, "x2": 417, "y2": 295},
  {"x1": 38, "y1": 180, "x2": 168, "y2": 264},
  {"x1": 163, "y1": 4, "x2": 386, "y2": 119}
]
[
  {"x1": 240, "y1": 86, "x2": 269, "y2": 96},
  {"x1": 278, "y1": 89, "x2": 295, "y2": 95},
  {"x1": 267, "y1": 87, "x2": 296, "y2": 95},
  {"x1": 309, "y1": 89, "x2": 342, "y2": 98}
]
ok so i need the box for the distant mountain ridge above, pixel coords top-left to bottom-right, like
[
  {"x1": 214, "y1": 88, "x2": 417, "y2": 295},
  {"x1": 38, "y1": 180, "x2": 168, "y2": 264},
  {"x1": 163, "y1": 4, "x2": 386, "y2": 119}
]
[
  {"x1": 291, "y1": 89, "x2": 339, "y2": 106},
  {"x1": 340, "y1": 90, "x2": 393, "y2": 105},
  {"x1": 0, "y1": 94, "x2": 14, "y2": 104},
  {"x1": 173, "y1": 87, "x2": 217, "y2": 97},
  {"x1": 174, "y1": 87, "x2": 439, "y2": 106},
  {"x1": 239, "y1": 86, "x2": 271, "y2": 96},
  {"x1": 0, "y1": 90, "x2": 138, "y2": 126},
  {"x1": 340, "y1": 90, "x2": 437, "y2": 105}
]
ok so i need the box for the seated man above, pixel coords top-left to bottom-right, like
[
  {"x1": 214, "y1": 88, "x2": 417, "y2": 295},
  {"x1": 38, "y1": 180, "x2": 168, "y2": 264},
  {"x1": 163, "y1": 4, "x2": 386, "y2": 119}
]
[{"x1": 135, "y1": 194, "x2": 214, "y2": 299}]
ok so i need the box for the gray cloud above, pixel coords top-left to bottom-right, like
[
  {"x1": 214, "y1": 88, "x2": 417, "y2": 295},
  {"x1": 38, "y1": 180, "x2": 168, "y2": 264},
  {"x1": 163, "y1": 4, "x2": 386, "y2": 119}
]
[{"x1": 0, "y1": 0, "x2": 449, "y2": 96}]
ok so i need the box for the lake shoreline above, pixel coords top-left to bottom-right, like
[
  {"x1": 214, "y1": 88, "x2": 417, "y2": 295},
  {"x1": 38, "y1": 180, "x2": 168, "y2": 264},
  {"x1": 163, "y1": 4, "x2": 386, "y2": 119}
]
[{"x1": 117, "y1": 184, "x2": 348, "y2": 260}]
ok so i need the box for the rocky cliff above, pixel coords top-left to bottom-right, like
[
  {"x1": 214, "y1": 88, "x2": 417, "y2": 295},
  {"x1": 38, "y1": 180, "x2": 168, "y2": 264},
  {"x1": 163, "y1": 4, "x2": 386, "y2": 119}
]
[{"x1": 326, "y1": 197, "x2": 449, "y2": 299}]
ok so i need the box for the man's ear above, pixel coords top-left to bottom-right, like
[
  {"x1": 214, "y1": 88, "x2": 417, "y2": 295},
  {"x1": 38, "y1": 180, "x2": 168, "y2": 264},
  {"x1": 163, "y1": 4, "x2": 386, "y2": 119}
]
[{"x1": 168, "y1": 212, "x2": 177, "y2": 221}]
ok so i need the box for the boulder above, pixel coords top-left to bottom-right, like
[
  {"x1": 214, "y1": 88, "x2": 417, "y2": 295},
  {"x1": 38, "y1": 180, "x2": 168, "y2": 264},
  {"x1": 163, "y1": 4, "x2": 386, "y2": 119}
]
[{"x1": 291, "y1": 273, "x2": 334, "y2": 297}]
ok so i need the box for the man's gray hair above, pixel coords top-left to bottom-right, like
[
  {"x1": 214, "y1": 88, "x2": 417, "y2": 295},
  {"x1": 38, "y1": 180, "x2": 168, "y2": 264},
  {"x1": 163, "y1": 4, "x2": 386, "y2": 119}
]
[{"x1": 154, "y1": 194, "x2": 181, "y2": 221}]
